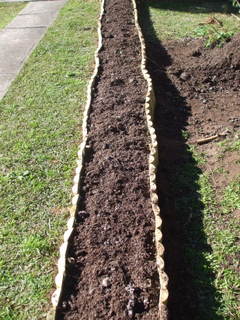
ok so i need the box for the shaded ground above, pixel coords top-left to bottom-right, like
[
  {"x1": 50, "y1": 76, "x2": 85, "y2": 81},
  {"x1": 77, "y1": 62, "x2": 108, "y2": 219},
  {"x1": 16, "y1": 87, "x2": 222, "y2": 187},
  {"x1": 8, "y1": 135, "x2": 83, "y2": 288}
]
[{"x1": 138, "y1": 0, "x2": 240, "y2": 319}]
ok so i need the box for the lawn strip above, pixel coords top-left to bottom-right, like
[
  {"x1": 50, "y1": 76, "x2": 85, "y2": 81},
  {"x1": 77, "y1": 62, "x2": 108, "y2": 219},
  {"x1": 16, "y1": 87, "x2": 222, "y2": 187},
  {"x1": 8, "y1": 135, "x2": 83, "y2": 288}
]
[
  {"x1": 0, "y1": 2, "x2": 26, "y2": 29},
  {"x1": 0, "y1": 0, "x2": 99, "y2": 319},
  {"x1": 144, "y1": 0, "x2": 239, "y2": 42}
]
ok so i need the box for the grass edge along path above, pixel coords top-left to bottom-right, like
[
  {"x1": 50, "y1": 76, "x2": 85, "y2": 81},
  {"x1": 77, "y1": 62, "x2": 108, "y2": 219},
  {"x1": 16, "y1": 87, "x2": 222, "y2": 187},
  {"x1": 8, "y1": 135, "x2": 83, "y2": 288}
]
[
  {"x1": 0, "y1": 2, "x2": 26, "y2": 30},
  {"x1": 0, "y1": 0, "x2": 99, "y2": 319}
]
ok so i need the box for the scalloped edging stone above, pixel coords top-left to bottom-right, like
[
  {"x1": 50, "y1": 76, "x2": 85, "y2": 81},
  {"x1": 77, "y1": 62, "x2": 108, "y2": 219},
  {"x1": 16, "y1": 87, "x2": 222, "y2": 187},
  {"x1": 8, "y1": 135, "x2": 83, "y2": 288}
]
[
  {"x1": 48, "y1": 0, "x2": 168, "y2": 318},
  {"x1": 132, "y1": 0, "x2": 169, "y2": 317}
]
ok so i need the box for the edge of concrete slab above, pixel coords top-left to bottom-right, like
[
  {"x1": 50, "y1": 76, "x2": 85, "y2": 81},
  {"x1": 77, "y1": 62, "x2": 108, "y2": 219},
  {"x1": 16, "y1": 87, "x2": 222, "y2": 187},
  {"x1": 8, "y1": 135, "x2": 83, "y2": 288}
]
[{"x1": 0, "y1": 0, "x2": 68, "y2": 100}]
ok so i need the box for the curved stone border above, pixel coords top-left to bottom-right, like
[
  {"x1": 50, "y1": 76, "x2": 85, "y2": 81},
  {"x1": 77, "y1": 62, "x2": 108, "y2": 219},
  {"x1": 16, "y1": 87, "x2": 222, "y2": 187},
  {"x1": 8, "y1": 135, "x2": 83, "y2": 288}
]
[
  {"x1": 132, "y1": 0, "x2": 169, "y2": 317},
  {"x1": 48, "y1": 0, "x2": 168, "y2": 318},
  {"x1": 47, "y1": 0, "x2": 105, "y2": 319}
]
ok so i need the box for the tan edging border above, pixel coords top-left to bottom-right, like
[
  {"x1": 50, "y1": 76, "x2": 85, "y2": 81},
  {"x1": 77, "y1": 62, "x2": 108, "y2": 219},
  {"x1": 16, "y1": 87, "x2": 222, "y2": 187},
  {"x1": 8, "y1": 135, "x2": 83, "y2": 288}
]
[
  {"x1": 47, "y1": 0, "x2": 105, "y2": 319},
  {"x1": 48, "y1": 0, "x2": 168, "y2": 318},
  {"x1": 132, "y1": 0, "x2": 169, "y2": 318}
]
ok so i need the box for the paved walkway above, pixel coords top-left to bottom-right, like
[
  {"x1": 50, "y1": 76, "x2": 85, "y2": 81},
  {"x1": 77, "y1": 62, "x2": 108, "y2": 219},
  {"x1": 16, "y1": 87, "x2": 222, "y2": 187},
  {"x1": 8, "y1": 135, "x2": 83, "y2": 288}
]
[
  {"x1": 0, "y1": 0, "x2": 67, "y2": 99},
  {"x1": 0, "y1": 0, "x2": 61, "y2": 2}
]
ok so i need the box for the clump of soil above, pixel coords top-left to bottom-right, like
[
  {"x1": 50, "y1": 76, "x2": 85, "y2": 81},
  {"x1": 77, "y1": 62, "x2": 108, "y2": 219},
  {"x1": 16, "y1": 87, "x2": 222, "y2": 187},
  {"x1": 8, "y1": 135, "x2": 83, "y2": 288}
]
[{"x1": 55, "y1": 0, "x2": 162, "y2": 320}]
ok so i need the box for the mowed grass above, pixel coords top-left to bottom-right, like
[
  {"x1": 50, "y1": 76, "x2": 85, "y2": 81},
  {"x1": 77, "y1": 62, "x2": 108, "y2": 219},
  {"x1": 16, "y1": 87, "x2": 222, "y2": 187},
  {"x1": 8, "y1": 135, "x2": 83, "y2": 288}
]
[
  {"x1": 0, "y1": 0, "x2": 99, "y2": 319},
  {"x1": 145, "y1": 0, "x2": 239, "y2": 41},
  {"x1": 0, "y1": 2, "x2": 26, "y2": 29},
  {"x1": 175, "y1": 146, "x2": 240, "y2": 319}
]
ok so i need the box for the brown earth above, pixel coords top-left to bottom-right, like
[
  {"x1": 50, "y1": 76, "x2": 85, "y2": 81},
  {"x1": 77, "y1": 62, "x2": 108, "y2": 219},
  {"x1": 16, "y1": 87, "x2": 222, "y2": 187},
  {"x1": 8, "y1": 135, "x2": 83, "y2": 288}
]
[
  {"x1": 138, "y1": 1, "x2": 240, "y2": 319},
  {"x1": 165, "y1": 34, "x2": 240, "y2": 143},
  {"x1": 55, "y1": 0, "x2": 162, "y2": 319},
  {"x1": 164, "y1": 35, "x2": 240, "y2": 195}
]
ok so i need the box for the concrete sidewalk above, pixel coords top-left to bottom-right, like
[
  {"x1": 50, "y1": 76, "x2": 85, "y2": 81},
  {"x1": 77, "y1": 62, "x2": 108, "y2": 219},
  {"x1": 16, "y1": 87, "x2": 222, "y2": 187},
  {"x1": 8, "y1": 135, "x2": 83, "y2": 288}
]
[{"x1": 0, "y1": 0, "x2": 67, "y2": 99}]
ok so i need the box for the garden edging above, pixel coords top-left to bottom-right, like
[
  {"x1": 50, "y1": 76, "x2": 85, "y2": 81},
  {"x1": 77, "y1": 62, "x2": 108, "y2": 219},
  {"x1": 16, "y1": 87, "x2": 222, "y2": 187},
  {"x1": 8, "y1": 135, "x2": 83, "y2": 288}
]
[{"x1": 48, "y1": 0, "x2": 168, "y2": 318}]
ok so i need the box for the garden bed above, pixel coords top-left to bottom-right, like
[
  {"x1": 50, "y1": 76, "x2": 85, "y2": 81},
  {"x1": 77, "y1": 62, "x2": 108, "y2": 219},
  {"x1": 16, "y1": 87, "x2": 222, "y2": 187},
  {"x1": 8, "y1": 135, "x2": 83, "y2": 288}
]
[{"x1": 51, "y1": 0, "x2": 167, "y2": 319}]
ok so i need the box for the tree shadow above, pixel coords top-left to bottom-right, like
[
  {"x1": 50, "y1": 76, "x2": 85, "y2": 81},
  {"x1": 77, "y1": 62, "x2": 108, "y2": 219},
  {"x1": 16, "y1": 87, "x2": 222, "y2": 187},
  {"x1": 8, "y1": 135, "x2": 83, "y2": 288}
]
[
  {"x1": 146, "y1": 0, "x2": 234, "y2": 14},
  {"x1": 137, "y1": 1, "x2": 224, "y2": 319}
]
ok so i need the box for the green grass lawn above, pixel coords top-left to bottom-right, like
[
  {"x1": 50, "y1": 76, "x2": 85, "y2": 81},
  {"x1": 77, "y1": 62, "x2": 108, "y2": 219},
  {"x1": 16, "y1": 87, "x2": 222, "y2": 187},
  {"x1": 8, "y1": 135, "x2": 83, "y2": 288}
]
[
  {"x1": 145, "y1": 0, "x2": 239, "y2": 42},
  {"x1": 175, "y1": 145, "x2": 240, "y2": 319},
  {"x1": 0, "y1": 2, "x2": 26, "y2": 29},
  {"x1": 0, "y1": 0, "x2": 99, "y2": 319}
]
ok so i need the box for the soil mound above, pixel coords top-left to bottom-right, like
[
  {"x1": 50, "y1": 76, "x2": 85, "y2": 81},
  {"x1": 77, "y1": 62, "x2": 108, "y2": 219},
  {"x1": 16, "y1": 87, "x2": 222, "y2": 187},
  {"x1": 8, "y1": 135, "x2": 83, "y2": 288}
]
[
  {"x1": 167, "y1": 33, "x2": 240, "y2": 93},
  {"x1": 162, "y1": 33, "x2": 240, "y2": 141}
]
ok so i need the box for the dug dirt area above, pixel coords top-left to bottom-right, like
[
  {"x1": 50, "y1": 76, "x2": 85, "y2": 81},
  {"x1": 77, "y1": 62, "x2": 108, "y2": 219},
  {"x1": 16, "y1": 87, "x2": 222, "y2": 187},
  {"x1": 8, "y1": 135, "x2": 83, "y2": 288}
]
[
  {"x1": 159, "y1": 33, "x2": 240, "y2": 192},
  {"x1": 139, "y1": 6, "x2": 240, "y2": 318},
  {"x1": 55, "y1": 0, "x2": 163, "y2": 319}
]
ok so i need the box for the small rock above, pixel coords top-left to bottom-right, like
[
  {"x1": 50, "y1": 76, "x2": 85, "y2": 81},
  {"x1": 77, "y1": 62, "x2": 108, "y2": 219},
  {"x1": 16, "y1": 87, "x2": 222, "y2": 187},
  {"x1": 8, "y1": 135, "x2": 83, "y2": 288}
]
[
  {"x1": 89, "y1": 286, "x2": 95, "y2": 294},
  {"x1": 219, "y1": 128, "x2": 231, "y2": 136},
  {"x1": 127, "y1": 298, "x2": 135, "y2": 318},
  {"x1": 143, "y1": 297, "x2": 149, "y2": 309},
  {"x1": 180, "y1": 72, "x2": 190, "y2": 81},
  {"x1": 67, "y1": 257, "x2": 75, "y2": 264},
  {"x1": 212, "y1": 75, "x2": 217, "y2": 82},
  {"x1": 102, "y1": 277, "x2": 111, "y2": 288}
]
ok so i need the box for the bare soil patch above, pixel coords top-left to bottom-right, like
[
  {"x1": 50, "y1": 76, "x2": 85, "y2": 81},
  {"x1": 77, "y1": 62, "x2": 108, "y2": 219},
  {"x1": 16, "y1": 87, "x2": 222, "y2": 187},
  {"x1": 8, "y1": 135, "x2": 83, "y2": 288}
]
[
  {"x1": 164, "y1": 34, "x2": 240, "y2": 199},
  {"x1": 166, "y1": 34, "x2": 240, "y2": 142},
  {"x1": 55, "y1": 0, "x2": 161, "y2": 319}
]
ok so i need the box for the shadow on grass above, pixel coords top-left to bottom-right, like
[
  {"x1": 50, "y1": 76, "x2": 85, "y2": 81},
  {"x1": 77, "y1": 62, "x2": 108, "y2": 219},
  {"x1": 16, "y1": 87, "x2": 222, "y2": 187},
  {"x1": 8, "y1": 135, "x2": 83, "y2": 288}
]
[
  {"x1": 146, "y1": 0, "x2": 234, "y2": 14},
  {"x1": 138, "y1": 1, "x2": 224, "y2": 319}
]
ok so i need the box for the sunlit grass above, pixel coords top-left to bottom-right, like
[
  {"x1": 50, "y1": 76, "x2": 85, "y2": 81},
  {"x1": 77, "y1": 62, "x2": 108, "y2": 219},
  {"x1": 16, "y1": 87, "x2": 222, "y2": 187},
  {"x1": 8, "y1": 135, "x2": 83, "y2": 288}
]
[
  {"x1": 0, "y1": 2, "x2": 26, "y2": 29},
  {"x1": 0, "y1": 0, "x2": 99, "y2": 318},
  {"x1": 146, "y1": 0, "x2": 239, "y2": 41}
]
